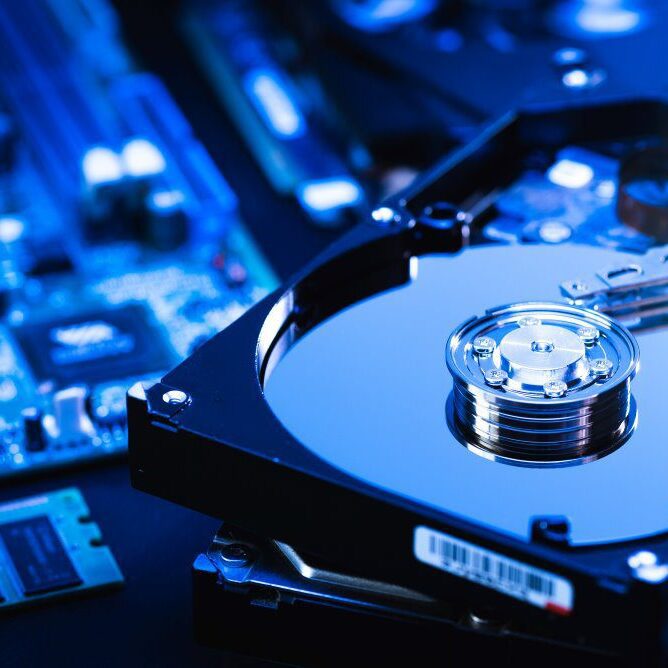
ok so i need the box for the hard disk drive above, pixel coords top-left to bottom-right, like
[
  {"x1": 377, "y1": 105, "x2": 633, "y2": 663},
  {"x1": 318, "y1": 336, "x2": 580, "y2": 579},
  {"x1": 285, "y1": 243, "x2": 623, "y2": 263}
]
[{"x1": 129, "y1": 98, "x2": 668, "y2": 664}]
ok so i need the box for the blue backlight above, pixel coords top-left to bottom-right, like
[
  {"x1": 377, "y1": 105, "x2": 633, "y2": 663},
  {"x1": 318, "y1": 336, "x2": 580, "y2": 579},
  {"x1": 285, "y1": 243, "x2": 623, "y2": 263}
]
[
  {"x1": 297, "y1": 178, "x2": 364, "y2": 213},
  {"x1": 244, "y1": 69, "x2": 306, "y2": 139},
  {"x1": 550, "y1": 1, "x2": 648, "y2": 39}
]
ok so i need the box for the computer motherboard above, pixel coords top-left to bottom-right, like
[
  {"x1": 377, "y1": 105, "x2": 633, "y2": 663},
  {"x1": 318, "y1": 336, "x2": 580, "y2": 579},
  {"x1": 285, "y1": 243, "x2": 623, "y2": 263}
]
[{"x1": 0, "y1": 0, "x2": 276, "y2": 479}]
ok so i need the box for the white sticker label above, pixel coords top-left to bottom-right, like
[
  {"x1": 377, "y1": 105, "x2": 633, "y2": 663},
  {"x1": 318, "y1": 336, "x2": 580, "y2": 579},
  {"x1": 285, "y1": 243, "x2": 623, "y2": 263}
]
[{"x1": 414, "y1": 526, "x2": 574, "y2": 616}]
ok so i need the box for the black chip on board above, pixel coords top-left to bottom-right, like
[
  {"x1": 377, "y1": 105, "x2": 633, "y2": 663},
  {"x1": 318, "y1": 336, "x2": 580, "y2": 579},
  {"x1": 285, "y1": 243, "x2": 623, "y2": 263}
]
[
  {"x1": 0, "y1": 516, "x2": 82, "y2": 596},
  {"x1": 11, "y1": 303, "x2": 173, "y2": 386}
]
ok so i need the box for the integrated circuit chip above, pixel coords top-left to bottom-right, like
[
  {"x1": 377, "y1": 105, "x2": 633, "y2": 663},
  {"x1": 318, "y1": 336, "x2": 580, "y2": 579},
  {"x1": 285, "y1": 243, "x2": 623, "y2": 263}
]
[
  {"x1": 0, "y1": 488, "x2": 123, "y2": 610},
  {"x1": 0, "y1": 516, "x2": 82, "y2": 596},
  {"x1": 11, "y1": 303, "x2": 174, "y2": 386}
]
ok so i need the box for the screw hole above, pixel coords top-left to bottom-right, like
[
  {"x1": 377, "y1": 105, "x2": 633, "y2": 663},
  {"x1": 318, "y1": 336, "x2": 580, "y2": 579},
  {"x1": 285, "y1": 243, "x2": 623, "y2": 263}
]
[{"x1": 606, "y1": 264, "x2": 642, "y2": 280}]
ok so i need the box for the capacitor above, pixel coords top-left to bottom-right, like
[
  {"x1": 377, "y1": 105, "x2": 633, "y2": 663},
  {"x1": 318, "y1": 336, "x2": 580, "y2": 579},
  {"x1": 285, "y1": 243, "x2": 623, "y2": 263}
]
[
  {"x1": 43, "y1": 386, "x2": 96, "y2": 442},
  {"x1": 0, "y1": 113, "x2": 15, "y2": 173},
  {"x1": 617, "y1": 146, "x2": 668, "y2": 241},
  {"x1": 81, "y1": 139, "x2": 169, "y2": 245},
  {"x1": 144, "y1": 189, "x2": 188, "y2": 251},
  {"x1": 21, "y1": 407, "x2": 47, "y2": 452}
]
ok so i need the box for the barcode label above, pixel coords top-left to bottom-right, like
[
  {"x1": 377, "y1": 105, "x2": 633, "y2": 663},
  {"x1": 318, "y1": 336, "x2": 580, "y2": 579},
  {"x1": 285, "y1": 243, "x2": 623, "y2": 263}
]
[{"x1": 414, "y1": 526, "x2": 573, "y2": 615}]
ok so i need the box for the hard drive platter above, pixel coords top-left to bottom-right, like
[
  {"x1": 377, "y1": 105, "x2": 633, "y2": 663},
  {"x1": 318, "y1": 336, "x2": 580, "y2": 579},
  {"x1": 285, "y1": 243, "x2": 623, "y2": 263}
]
[
  {"x1": 129, "y1": 99, "x2": 668, "y2": 662},
  {"x1": 264, "y1": 242, "x2": 655, "y2": 546}
]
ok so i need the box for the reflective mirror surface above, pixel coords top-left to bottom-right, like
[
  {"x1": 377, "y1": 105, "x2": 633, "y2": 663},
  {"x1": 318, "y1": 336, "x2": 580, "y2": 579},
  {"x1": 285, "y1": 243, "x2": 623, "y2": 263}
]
[{"x1": 265, "y1": 243, "x2": 666, "y2": 545}]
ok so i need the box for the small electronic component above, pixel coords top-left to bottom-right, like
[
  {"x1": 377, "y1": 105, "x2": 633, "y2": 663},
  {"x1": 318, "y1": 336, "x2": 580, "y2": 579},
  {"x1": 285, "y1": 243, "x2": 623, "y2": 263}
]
[
  {"x1": 12, "y1": 305, "x2": 174, "y2": 388},
  {"x1": 0, "y1": 488, "x2": 123, "y2": 610},
  {"x1": 23, "y1": 237, "x2": 74, "y2": 276}
]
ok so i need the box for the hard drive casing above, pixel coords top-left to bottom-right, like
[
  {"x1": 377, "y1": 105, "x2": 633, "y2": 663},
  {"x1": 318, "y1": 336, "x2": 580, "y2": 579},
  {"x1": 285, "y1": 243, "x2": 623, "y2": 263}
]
[{"x1": 129, "y1": 99, "x2": 668, "y2": 663}]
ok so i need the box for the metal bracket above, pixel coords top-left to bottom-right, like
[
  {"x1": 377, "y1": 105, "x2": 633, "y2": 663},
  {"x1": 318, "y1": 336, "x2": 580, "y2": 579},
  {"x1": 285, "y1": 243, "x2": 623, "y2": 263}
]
[{"x1": 561, "y1": 245, "x2": 668, "y2": 324}]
